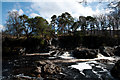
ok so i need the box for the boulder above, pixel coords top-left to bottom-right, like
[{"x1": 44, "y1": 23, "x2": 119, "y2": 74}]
[
  {"x1": 44, "y1": 64, "x2": 61, "y2": 74},
  {"x1": 114, "y1": 45, "x2": 120, "y2": 56},
  {"x1": 83, "y1": 69, "x2": 98, "y2": 79},
  {"x1": 45, "y1": 46, "x2": 57, "y2": 52},
  {"x1": 32, "y1": 66, "x2": 42, "y2": 77},
  {"x1": 19, "y1": 48, "x2": 26, "y2": 55},
  {"x1": 72, "y1": 48, "x2": 98, "y2": 59},
  {"x1": 111, "y1": 60, "x2": 120, "y2": 79},
  {"x1": 34, "y1": 61, "x2": 61, "y2": 75},
  {"x1": 99, "y1": 46, "x2": 114, "y2": 57},
  {"x1": 34, "y1": 67, "x2": 42, "y2": 74}
]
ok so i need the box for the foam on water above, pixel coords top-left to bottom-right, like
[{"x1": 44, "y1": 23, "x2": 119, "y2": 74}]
[
  {"x1": 69, "y1": 62, "x2": 92, "y2": 75},
  {"x1": 70, "y1": 62, "x2": 92, "y2": 71},
  {"x1": 15, "y1": 74, "x2": 36, "y2": 79},
  {"x1": 69, "y1": 58, "x2": 116, "y2": 79},
  {"x1": 59, "y1": 51, "x2": 74, "y2": 59}
]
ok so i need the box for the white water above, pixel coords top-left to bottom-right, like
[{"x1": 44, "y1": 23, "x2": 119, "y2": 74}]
[
  {"x1": 15, "y1": 74, "x2": 44, "y2": 80},
  {"x1": 59, "y1": 51, "x2": 74, "y2": 59},
  {"x1": 68, "y1": 53, "x2": 116, "y2": 73},
  {"x1": 69, "y1": 62, "x2": 92, "y2": 75},
  {"x1": 68, "y1": 54, "x2": 118, "y2": 79},
  {"x1": 70, "y1": 62, "x2": 92, "y2": 71},
  {"x1": 96, "y1": 53, "x2": 115, "y2": 60}
]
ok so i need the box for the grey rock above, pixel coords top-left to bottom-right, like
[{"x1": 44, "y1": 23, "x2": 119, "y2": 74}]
[
  {"x1": 72, "y1": 48, "x2": 98, "y2": 59},
  {"x1": 114, "y1": 46, "x2": 120, "y2": 56},
  {"x1": 34, "y1": 61, "x2": 61, "y2": 75},
  {"x1": 111, "y1": 60, "x2": 120, "y2": 79},
  {"x1": 99, "y1": 46, "x2": 114, "y2": 57}
]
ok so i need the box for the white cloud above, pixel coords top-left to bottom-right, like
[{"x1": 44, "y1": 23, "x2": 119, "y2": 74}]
[
  {"x1": 26, "y1": 7, "x2": 33, "y2": 13},
  {"x1": 11, "y1": 9, "x2": 24, "y2": 15},
  {"x1": 0, "y1": 25, "x2": 5, "y2": 32},
  {"x1": 18, "y1": 9, "x2": 24, "y2": 15},
  {"x1": 30, "y1": 13, "x2": 40, "y2": 18},
  {"x1": 30, "y1": 0, "x2": 103, "y2": 21},
  {"x1": 12, "y1": 9, "x2": 17, "y2": 12}
]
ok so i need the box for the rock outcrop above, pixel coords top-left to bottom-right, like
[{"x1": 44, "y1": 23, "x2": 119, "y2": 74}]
[
  {"x1": 114, "y1": 46, "x2": 120, "y2": 56},
  {"x1": 12, "y1": 60, "x2": 62, "y2": 79},
  {"x1": 111, "y1": 60, "x2": 120, "y2": 79},
  {"x1": 32, "y1": 61, "x2": 62, "y2": 76},
  {"x1": 72, "y1": 48, "x2": 98, "y2": 59},
  {"x1": 99, "y1": 46, "x2": 114, "y2": 57}
]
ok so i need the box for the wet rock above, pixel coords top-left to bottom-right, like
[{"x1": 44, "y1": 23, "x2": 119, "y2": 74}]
[
  {"x1": 44, "y1": 64, "x2": 56, "y2": 74},
  {"x1": 111, "y1": 60, "x2": 120, "y2": 79},
  {"x1": 11, "y1": 77, "x2": 32, "y2": 80},
  {"x1": 83, "y1": 69, "x2": 100, "y2": 79},
  {"x1": 44, "y1": 77, "x2": 59, "y2": 80},
  {"x1": 33, "y1": 67, "x2": 42, "y2": 75},
  {"x1": 99, "y1": 46, "x2": 114, "y2": 57},
  {"x1": 114, "y1": 45, "x2": 120, "y2": 56},
  {"x1": 72, "y1": 48, "x2": 98, "y2": 59},
  {"x1": 34, "y1": 61, "x2": 61, "y2": 75},
  {"x1": 36, "y1": 61, "x2": 47, "y2": 66},
  {"x1": 19, "y1": 48, "x2": 26, "y2": 55},
  {"x1": 48, "y1": 46, "x2": 57, "y2": 50},
  {"x1": 50, "y1": 50, "x2": 64, "y2": 57},
  {"x1": 96, "y1": 59, "x2": 112, "y2": 64},
  {"x1": 50, "y1": 50, "x2": 59, "y2": 56},
  {"x1": 62, "y1": 67, "x2": 86, "y2": 80},
  {"x1": 92, "y1": 66, "x2": 103, "y2": 71}
]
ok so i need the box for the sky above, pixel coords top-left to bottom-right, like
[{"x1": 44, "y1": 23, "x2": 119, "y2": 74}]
[{"x1": 0, "y1": 0, "x2": 118, "y2": 31}]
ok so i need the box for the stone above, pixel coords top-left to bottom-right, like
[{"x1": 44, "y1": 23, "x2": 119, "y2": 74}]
[
  {"x1": 72, "y1": 48, "x2": 98, "y2": 59},
  {"x1": 111, "y1": 60, "x2": 120, "y2": 79},
  {"x1": 43, "y1": 64, "x2": 61, "y2": 74},
  {"x1": 114, "y1": 45, "x2": 120, "y2": 56},
  {"x1": 31, "y1": 66, "x2": 42, "y2": 77},
  {"x1": 83, "y1": 69, "x2": 99, "y2": 79},
  {"x1": 35, "y1": 61, "x2": 46, "y2": 66},
  {"x1": 34, "y1": 67, "x2": 42, "y2": 74},
  {"x1": 34, "y1": 61, "x2": 61, "y2": 75},
  {"x1": 92, "y1": 66, "x2": 103, "y2": 71},
  {"x1": 19, "y1": 48, "x2": 26, "y2": 55},
  {"x1": 99, "y1": 46, "x2": 114, "y2": 57},
  {"x1": 50, "y1": 50, "x2": 64, "y2": 57},
  {"x1": 50, "y1": 50, "x2": 59, "y2": 56}
]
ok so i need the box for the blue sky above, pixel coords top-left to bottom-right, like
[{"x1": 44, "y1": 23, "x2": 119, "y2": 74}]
[{"x1": 0, "y1": 0, "x2": 117, "y2": 31}]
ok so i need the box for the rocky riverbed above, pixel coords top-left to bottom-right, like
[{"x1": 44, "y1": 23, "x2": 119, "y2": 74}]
[{"x1": 2, "y1": 46, "x2": 120, "y2": 80}]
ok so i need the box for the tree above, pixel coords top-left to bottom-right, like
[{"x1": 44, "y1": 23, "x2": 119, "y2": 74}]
[
  {"x1": 86, "y1": 16, "x2": 96, "y2": 35},
  {"x1": 97, "y1": 14, "x2": 108, "y2": 35},
  {"x1": 51, "y1": 15, "x2": 57, "y2": 32},
  {"x1": 78, "y1": 16, "x2": 87, "y2": 34},
  {"x1": 71, "y1": 21, "x2": 79, "y2": 32},
  {"x1": 63, "y1": 12, "x2": 74, "y2": 33},
  {"x1": 5, "y1": 11, "x2": 22, "y2": 38},
  {"x1": 51, "y1": 12, "x2": 74, "y2": 35},
  {"x1": 27, "y1": 16, "x2": 52, "y2": 39},
  {"x1": 108, "y1": 1, "x2": 120, "y2": 31},
  {"x1": 19, "y1": 14, "x2": 29, "y2": 38}
]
